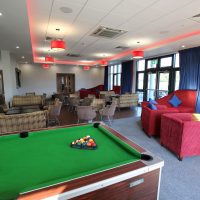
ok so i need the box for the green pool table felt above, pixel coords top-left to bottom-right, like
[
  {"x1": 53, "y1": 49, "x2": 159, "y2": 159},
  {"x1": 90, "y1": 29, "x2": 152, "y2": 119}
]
[{"x1": 0, "y1": 124, "x2": 141, "y2": 200}]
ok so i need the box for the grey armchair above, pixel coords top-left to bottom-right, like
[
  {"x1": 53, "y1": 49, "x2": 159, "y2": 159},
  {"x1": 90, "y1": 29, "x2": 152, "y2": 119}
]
[
  {"x1": 47, "y1": 100, "x2": 62, "y2": 126},
  {"x1": 68, "y1": 97, "x2": 80, "y2": 111},
  {"x1": 77, "y1": 106, "x2": 96, "y2": 123},
  {"x1": 99, "y1": 101, "x2": 117, "y2": 125}
]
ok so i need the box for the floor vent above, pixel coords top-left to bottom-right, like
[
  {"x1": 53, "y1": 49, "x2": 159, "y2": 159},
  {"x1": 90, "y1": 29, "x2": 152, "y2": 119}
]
[{"x1": 90, "y1": 26, "x2": 127, "y2": 39}]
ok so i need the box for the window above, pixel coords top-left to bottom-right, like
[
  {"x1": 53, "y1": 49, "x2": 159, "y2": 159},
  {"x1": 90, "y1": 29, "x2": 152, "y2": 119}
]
[
  {"x1": 137, "y1": 59, "x2": 145, "y2": 71},
  {"x1": 160, "y1": 57, "x2": 172, "y2": 67},
  {"x1": 175, "y1": 71, "x2": 180, "y2": 90},
  {"x1": 147, "y1": 59, "x2": 158, "y2": 69},
  {"x1": 136, "y1": 53, "x2": 180, "y2": 101},
  {"x1": 175, "y1": 53, "x2": 179, "y2": 68},
  {"x1": 108, "y1": 64, "x2": 122, "y2": 90}
]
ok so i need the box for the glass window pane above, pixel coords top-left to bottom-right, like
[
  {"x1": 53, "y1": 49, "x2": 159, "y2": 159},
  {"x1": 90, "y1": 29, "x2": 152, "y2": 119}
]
[
  {"x1": 118, "y1": 64, "x2": 122, "y2": 73},
  {"x1": 137, "y1": 60, "x2": 145, "y2": 71},
  {"x1": 117, "y1": 74, "x2": 121, "y2": 86},
  {"x1": 175, "y1": 71, "x2": 180, "y2": 90},
  {"x1": 114, "y1": 65, "x2": 117, "y2": 73},
  {"x1": 175, "y1": 53, "x2": 179, "y2": 68},
  {"x1": 147, "y1": 59, "x2": 157, "y2": 69},
  {"x1": 148, "y1": 73, "x2": 156, "y2": 90},
  {"x1": 114, "y1": 75, "x2": 117, "y2": 86},
  {"x1": 160, "y1": 57, "x2": 172, "y2": 67},
  {"x1": 147, "y1": 73, "x2": 156, "y2": 100},
  {"x1": 137, "y1": 73, "x2": 144, "y2": 90},
  {"x1": 137, "y1": 91, "x2": 144, "y2": 103},
  {"x1": 159, "y1": 72, "x2": 169, "y2": 91},
  {"x1": 110, "y1": 74, "x2": 113, "y2": 90},
  {"x1": 111, "y1": 65, "x2": 113, "y2": 74}
]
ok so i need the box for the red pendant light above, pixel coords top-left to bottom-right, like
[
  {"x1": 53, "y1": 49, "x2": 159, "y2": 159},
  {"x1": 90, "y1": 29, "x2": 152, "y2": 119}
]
[
  {"x1": 51, "y1": 40, "x2": 66, "y2": 51},
  {"x1": 42, "y1": 64, "x2": 50, "y2": 69},
  {"x1": 132, "y1": 51, "x2": 144, "y2": 59},
  {"x1": 45, "y1": 56, "x2": 54, "y2": 63},
  {"x1": 99, "y1": 60, "x2": 108, "y2": 66},
  {"x1": 83, "y1": 66, "x2": 90, "y2": 71}
]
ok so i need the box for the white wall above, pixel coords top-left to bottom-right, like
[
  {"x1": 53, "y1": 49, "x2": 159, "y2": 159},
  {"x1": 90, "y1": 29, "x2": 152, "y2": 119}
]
[
  {"x1": 0, "y1": 50, "x2": 19, "y2": 102},
  {"x1": 18, "y1": 63, "x2": 104, "y2": 97}
]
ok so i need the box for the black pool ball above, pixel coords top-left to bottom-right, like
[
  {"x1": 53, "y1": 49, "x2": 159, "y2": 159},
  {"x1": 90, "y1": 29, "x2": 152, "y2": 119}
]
[{"x1": 20, "y1": 132, "x2": 29, "y2": 138}]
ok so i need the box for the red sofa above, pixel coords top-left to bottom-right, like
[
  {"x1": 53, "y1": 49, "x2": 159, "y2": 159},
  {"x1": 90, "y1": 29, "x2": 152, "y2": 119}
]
[
  {"x1": 160, "y1": 113, "x2": 200, "y2": 160},
  {"x1": 141, "y1": 90, "x2": 197, "y2": 137},
  {"x1": 79, "y1": 85, "x2": 104, "y2": 99}
]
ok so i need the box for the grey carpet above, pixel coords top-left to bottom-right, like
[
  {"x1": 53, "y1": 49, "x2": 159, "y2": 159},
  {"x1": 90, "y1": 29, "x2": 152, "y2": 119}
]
[{"x1": 109, "y1": 117, "x2": 200, "y2": 200}]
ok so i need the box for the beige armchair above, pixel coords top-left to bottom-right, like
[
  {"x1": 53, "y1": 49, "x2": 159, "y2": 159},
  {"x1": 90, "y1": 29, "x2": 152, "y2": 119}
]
[
  {"x1": 47, "y1": 100, "x2": 62, "y2": 126},
  {"x1": 91, "y1": 98, "x2": 105, "y2": 111},
  {"x1": 68, "y1": 97, "x2": 80, "y2": 111},
  {"x1": 77, "y1": 106, "x2": 96, "y2": 123},
  {"x1": 99, "y1": 91, "x2": 115, "y2": 99},
  {"x1": 99, "y1": 101, "x2": 117, "y2": 125},
  {"x1": 116, "y1": 93, "x2": 138, "y2": 109}
]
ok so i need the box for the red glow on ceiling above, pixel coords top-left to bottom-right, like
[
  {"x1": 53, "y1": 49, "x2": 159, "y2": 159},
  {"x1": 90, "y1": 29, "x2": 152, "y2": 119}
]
[{"x1": 26, "y1": 0, "x2": 200, "y2": 66}]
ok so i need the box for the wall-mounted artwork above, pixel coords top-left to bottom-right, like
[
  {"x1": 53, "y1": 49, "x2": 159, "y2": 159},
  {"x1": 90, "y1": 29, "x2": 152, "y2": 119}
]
[
  {"x1": 15, "y1": 68, "x2": 21, "y2": 88},
  {"x1": 0, "y1": 70, "x2": 4, "y2": 94}
]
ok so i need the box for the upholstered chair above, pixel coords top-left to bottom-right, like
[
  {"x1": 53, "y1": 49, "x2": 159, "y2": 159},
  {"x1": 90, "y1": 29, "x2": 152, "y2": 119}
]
[
  {"x1": 91, "y1": 98, "x2": 105, "y2": 111},
  {"x1": 68, "y1": 97, "x2": 80, "y2": 111},
  {"x1": 88, "y1": 94, "x2": 96, "y2": 99},
  {"x1": 99, "y1": 101, "x2": 117, "y2": 125},
  {"x1": 0, "y1": 94, "x2": 8, "y2": 113},
  {"x1": 76, "y1": 106, "x2": 96, "y2": 123},
  {"x1": 47, "y1": 100, "x2": 62, "y2": 126},
  {"x1": 81, "y1": 97, "x2": 93, "y2": 106}
]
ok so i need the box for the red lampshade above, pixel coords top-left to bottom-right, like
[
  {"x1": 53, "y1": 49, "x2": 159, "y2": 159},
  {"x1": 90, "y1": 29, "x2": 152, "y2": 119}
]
[
  {"x1": 99, "y1": 60, "x2": 108, "y2": 66},
  {"x1": 42, "y1": 64, "x2": 50, "y2": 69},
  {"x1": 45, "y1": 56, "x2": 54, "y2": 63},
  {"x1": 83, "y1": 66, "x2": 90, "y2": 70},
  {"x1": 132, "y1": 51, "x2": 144, "y2": 59},
  {"x1": 51, "y1": 40, "x2": 66, "y2": 51}
]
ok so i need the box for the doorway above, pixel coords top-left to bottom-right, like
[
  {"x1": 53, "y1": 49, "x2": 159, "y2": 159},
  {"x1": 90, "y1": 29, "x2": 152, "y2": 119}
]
[{"x1": 56, "y1": 73, "x2": 75, "y2": 94}]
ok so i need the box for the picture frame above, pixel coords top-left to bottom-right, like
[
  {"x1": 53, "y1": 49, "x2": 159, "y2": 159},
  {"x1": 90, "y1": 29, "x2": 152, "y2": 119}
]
[{"x1": 15, "y1": 68, "x2": 21, "y2": 88}]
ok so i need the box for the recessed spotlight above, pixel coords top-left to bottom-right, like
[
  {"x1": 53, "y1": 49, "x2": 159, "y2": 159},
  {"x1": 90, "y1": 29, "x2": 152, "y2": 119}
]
[
  {"x1": 21, "y1": 56, "x2": 25, "y2": 59},
  {"x1": 0, "y1": 13, "x2": 2, "y2": 16},
  {"x1": 16, "y1": 46, "x2": 20, "y2": 49},
  {"x1": 181, "y1": 45, "x2": 185, "y2": 48},
  {"x1": 60, "y1": 7, "x2": 73, "y2": 13}
]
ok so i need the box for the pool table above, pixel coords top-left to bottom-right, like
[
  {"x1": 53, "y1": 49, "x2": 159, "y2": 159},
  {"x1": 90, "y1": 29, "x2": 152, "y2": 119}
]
[{"x1": 0, "y1": 123, "x2": 164, "y2": 200}]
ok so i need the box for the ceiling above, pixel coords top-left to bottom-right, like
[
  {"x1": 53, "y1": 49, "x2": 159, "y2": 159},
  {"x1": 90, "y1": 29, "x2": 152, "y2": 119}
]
[{"x1": 1, "y1": 0, "x2": 200, "y2": 65}]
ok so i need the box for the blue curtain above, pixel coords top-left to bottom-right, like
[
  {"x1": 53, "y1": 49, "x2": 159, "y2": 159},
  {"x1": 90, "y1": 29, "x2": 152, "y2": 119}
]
[
  {"x1": 179, "y1": 46, "x2": 200, "y2": 112},
  {"x1": 121, "y1": 60, "x2": 133, "y2": 94},
  {"x1": 104, "y1": 66, "x2": 108, "y2": 91}
]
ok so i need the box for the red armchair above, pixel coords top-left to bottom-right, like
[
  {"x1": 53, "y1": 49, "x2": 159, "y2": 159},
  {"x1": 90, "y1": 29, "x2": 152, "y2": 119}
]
[
  {"x1": 160, "y1": 113, "x2": 200, "y2": 160},
  {"x1": 79, "y1": 85, "x2": 104, "y2": 99},
  {"x1": 141, "y1": 90, "x2": 197, "y2": 137}
]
